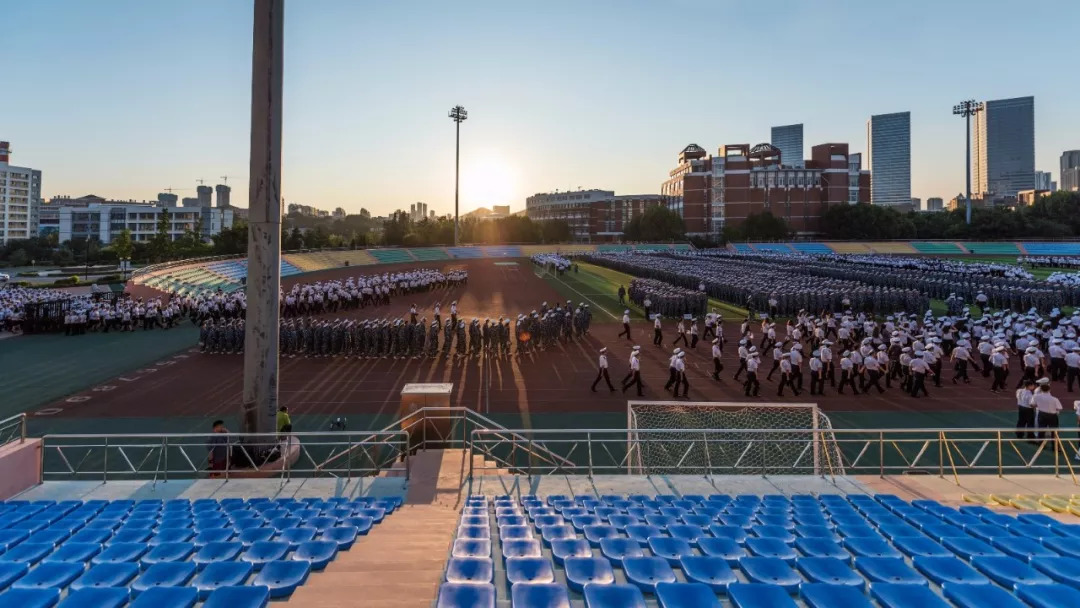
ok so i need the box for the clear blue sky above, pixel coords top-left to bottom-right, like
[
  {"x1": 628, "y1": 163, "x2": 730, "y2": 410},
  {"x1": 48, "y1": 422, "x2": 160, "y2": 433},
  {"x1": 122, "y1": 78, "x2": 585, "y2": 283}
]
[{"x1": 3, "y1": 0, "x2": 1077, "y2": 215}]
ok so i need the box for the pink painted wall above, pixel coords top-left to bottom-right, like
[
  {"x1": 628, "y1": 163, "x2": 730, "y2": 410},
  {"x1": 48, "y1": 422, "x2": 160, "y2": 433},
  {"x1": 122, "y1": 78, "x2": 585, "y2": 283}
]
[{"x1": 0, "y1": 439, "x2": 42, "y2": 499}]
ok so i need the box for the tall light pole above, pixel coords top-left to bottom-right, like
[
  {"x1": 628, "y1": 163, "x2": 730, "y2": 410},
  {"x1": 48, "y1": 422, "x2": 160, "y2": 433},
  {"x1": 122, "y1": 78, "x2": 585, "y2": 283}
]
[
  {"x1": 448, "y1": 105, "x2": 468, "y2": 246},
  {"x1": 953, "y1": 99, "x2": 983, "y2": 225}
]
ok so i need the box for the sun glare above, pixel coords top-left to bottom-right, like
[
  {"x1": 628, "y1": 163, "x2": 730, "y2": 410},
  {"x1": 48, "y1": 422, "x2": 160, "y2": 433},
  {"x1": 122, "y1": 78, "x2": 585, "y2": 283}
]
[{"x1": 462, "y1": 156, "x2": 518, "y2": 210}]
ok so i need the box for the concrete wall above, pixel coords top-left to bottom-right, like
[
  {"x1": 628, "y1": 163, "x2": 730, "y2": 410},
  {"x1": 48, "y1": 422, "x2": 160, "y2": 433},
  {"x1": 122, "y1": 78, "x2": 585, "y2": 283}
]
[{"x1": 0, "y1": 439, "x2": 42, "y2": 499}]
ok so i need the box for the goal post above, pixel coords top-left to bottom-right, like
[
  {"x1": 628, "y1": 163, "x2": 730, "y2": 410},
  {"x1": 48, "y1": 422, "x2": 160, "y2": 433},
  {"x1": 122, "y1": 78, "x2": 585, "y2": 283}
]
[{"x1": 626, "y1": 401, "x2": 844, "y2": 476}]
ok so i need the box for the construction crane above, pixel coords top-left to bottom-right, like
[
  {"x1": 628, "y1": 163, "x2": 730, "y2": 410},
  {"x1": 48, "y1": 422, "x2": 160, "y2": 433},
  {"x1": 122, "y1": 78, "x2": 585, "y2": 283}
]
[
  {"x1": 162, "y1": 187, "x2": 191, "y2": 194},
  {"x1": 221, "y1": 175, "x2": 230, "y2": 185},
  {"x1": 196, "y1": 179, "x2": 206, "y2": 186}
]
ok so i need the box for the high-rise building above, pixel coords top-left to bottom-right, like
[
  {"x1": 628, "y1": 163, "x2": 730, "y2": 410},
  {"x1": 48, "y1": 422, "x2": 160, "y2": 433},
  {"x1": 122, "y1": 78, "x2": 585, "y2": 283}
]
[
  {"x1": 770, "y1": 124, "x2": 804, "y2": 169},
  {"x1": 526, "y1": 189, "x2": 664, "y2": 242},
  {"x1": 215, "y1": 184, "x2": 231, "y2": 207},
  {"x1": 196, "y1": 185, "x2": 213, "y2": 207},
  {"x1": 866, "y1": 111, "x2": 912, "y2": 206},
  {"x1": 157, "y1": 192, "x2": 178, "y2": 206},
  {"x1": 0, "y1": 141, "x2": 42, "y2": 244},
  {"x1": 1061, "y1": 150, "x2": 1080, "y2": 192},
  {"x1": 974, "y1": 96, "x2": 1035, "y2": 198},
  {"x1": 1034, "y1": 171, "x2": 1053, "y2": 191},
  {"x1": 926, "y1": 197, "x2": 944, "y2": 212}
]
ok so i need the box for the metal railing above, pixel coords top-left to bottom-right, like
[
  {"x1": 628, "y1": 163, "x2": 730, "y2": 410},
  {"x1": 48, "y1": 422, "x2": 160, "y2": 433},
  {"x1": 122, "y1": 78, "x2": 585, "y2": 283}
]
[
  {"x1": 0, "y1": 414, "x2": 27, "y2": 449},
  {"x1": 468, "y1": 427, "x2": 1080, "y2": 484},
  {"x1": 40, "y1": 430, "x2": 409, "y2": 483}
]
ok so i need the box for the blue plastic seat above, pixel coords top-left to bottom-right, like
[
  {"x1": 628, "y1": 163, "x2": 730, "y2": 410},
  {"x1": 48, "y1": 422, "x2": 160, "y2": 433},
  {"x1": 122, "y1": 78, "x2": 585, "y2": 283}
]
[
  {"x1": 738, "y1": 557, "x2": 801, "y2": 593},
  {"x1": 854, "y1": 557, "x2": 925, "y2": 585},
  {"x1": 131, "y1": 561, "x2": 197, "y2": 595},
  {"x1": 193, "y1": 529, "x2": 235, "y2": 547},
  {"x1": 728, "y1": 583, "x2": 797, "y2": 607},
  {"x1": 1, "y1": 542, "x2": 54, "y2": 565},
  {"x1": 796, "y1": 557, "x2": 864, "y2": 589},
  {"x1": 201, "y1": 585, "x2": 269, "y2": 608},
  {"x1": 622, "y1": 556, "x2": 676, "y2": 593},
  {"x1": 69, "y1": 563, "x2": 138, "y2": 592},
  {"x1": 644, "y1": 514, "x2": 676, "y2": 529},
  {"x1": 1016, "y1": 582, "x2": 1080, "y2": 608},
  {"x1": 794, "y1": 537, "x2": 848, "y2": 562},
  {"x1": 539, "y1": 525, "x2": 574, "y2": 546},
  {"x1": 0, "y1": 588, "x2": 62, "y2": 608},
  {"x1": 128, "y1": 586, "x2": 198, "y2": 608},
  {"x1": 91, "y1": 542, "x2": 148, "y2": 565},
  {"x1": 666, "y1": 524, "x2": 705, "y2": 543},
  {"x1": 707, "y1": 524, "x2": 746, "y2": 544},
  {"x1": 890, "y1": 535, "x2": 948, "y2": 558},
  {"x1": 436, "y1": 582, "x2": 495, "y2": 608},
  {"x1": 149, "y1": 529, "x2": 195, "y2": 546},
  {"x1": 452, "y1": 539, "x2": 491, "y2": 559},
  {"x1": 192, "y1": 541, "x2": 244, "y2": 569},
  {"x1": 277, "y1": 527, "x2": 316, "y2": 550},
  {"x1": 11, "y1": 561, "x2": 84, "y2": 590},
  {"x1": 679, "y1": 555, "x2": 737, "y2": 592},
  {"x1": 110, "y1": 530, "x2": 151, "y2": 544},
  {"x1": 599, "y1": 538, "x2": 642, "y2": 567},
  {"x1": 341, "y1": 516, "x2": 372, "y2": 536},
  {"x1": 506, "y1": 556, "x2": 555, "y2": 587},
  {"x1": 268, "y1": 517, "x2": 302, "y2": 532},
  {"x1": 550, "y1": 539, "x2": 590, "y2": 566},
  {"x1": 445, "y1": 557, "x2": 494, "y2": 584},
  {"x1": 510, "y1": 582, "x2": 570, "y2": 608},
  {"x1": 457, "y1": 525, "x2": 490, "y2": 540},
  {"x1": 912, "y1": 556, "x2": 988, "y2": 585},
  {"x1": 240, "y1": 541, "x2": 290, "y2": 570},
  {"x1": 870, "y1": 583, "x2": 949, "y2": 608},
  {"x1": 57, "y1": 587, "x2": 130, "y2": 608},
  {"x1": 1007, "y1": 523, "x2": 1056, "y2": 540},
  {"x1": 800, "y1": 583, "x2": 874, "y2": 608},
  {"x1": 965, "y1": 524, "x2": 1010, "y2": 543},
  {"x1": 942, "y1": 536, "x2": 1003, "y2": 561},
  {"x1": 502, "y1": 539, "x2": 542, "y2": 561},
  {"x1": 583, "y1": 583, "x2": 645, "y2": 608},
  {"x1": 842, "y1": 536, "x2": 900, "y2": 558},
  {"x1": 655, "y1": 582, "x2": 719, "y2": 607},
  {"x1": 43, "y1": 542, "x2": 100, "y2": 565},
  {"x1": 293, "y1": 540, "x2": 337, "y2": 571},
  {"x1": 625, "y1": 525, "x2": 663, "y2": 544},
  {"x1": 563, "y1": 556, "x2": 615, "y2": 592},
  {"x1": 1041, "y1": 535, "x2": 1080, "y2": 558},
  {"x1": 991, "y1": 536, "x2": 1059, "y2": 561},
  {"x1": 943, "y1": 583, "x2": 1027, "y2": 608},
  {"x1": 141, "y1": 542, "x2": 196, "y2": 569},
  {"x1": 1030, "y1": 556, "x2": 1080, "y2": 587},
  {"x1": 647, "y1": 537, "x2": 693, "y2": 566},
  {"x1": 582, "y1": 525, "x2": 617, "y2": 547},
  {"x1": 237, "y1": 528, "x2": 276, "y2": 548},
  {"x1": 0, "y1": 562, "x2": 29, "y2": 591},
  {"x1": 66, "y1": 530, "x2": 111, "y2": 545},
  {"x1": 971, "y1": 555, "x2": 1053, "y2": 588},
  {"x1": 192, "y1": 561, "x2": 253, "y2": 600},
  {"x1": 252, "y1": 559, "x2": 309, "y2": 599},
  {"x1": 745, "y1": 537, "x2": 797, "y2": 563}
]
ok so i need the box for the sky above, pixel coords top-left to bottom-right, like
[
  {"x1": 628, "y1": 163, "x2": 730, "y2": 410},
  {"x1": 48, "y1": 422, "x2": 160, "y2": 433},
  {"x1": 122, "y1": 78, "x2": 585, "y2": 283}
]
[{"x1": 3, "y1": 0, "x2": 1078, "y2": 216}]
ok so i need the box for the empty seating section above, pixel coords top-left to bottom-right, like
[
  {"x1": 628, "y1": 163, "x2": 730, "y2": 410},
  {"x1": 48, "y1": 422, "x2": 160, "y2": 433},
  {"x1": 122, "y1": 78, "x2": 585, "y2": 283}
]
[
  {"x1": 409, "y1": 247, "x2": 451, "y2": 261},
  {"x1": 911, "y1": 242, "x2": 964, "y2": 254},
  {"x1": 440, "y1": 492, "x2": 1080, "y2": 607},
  {"x1": 867, "y1": 242, "x2": 918, "y2": 254},
  {"x1": 366, "y1": 249, "x2": 415, "y2": 264},
  {"x1": 962, "y1": 242, "x2": 1019, "y2": 255},
  {"x1": 479, "y1": 246, "x2": 523, "y2": 258},
  {"x1": 792, "y1": 243, "x2": 833, "y2": 254},
  {"x1": 732, "y1": 244, "x2": 754, "y2": 253},
  {"x1": 750, "y1": 243, "x2": 793, "y2": 253},
  {"x1": 205, "y1": 260, "x2": 247, "y2": 282},
  {"x1": 445, "y1": 247, "x2": 483, "y2": 259},
  {"x1": 1022, "y1": 242, "x2": 1080, "y2": 255},
  {"x1": 0, "y1": 495, "x2": 399, "y2": 605},
  {"x1": 825, "y1": 242, "x2": 872, "y2": 254}
]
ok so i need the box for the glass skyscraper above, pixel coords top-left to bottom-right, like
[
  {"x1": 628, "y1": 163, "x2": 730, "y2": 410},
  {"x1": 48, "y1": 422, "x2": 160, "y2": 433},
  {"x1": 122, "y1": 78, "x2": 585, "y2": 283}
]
[
  {"x1": 866, "y1": 111, "x2": 911, "y2": 206},
  {"x1": 974, "y1": 96, "x2": 1034, "y2": 198},
  {"x1": 770, "y1": 124, "x2": 804, "y2": 168}
]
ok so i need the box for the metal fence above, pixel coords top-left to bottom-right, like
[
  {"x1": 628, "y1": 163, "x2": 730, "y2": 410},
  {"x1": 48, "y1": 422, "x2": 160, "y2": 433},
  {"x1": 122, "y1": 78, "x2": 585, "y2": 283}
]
[
  {"x1": 40, "y1": 430, "x2": 409, "y2": 483},
  {"x1": 468, "y1": 426, "x2": 1080, "y2": 484},
  {"x1": 0, "y1": 414, "x2": 27, "y2": 449}
]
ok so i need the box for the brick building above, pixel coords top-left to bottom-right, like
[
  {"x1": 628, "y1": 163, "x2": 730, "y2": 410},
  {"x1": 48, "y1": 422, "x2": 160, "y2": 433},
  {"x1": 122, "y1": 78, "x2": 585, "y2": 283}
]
[
  {"x1": 662, "y1": 142, "x2": 870, "y2": 237},
  {"x1": 524, "y1": 189, "x2": 665, "y2": 242}
]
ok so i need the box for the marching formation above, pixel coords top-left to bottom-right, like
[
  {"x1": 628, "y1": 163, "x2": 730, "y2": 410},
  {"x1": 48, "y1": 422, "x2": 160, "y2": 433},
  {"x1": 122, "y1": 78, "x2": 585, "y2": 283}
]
[
  {"x1": 200, "y1": 297, "x2": 597, "y2": 359},
  {"x1": 626, "y1": 278, "x2": 708, "y2": 319},
  {"x1": 280, "y1": 268, "x2": 465, "y2": 317}
]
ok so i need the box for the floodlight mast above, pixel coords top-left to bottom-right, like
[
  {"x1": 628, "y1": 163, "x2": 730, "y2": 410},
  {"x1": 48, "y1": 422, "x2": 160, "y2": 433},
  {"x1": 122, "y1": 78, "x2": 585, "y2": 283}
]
[
  {"x1": 449, "y1": 105, "x2": 468, "y2": 246},
  {"x1": 952, "y1": 99, "x2": 983, "y2": 225}
]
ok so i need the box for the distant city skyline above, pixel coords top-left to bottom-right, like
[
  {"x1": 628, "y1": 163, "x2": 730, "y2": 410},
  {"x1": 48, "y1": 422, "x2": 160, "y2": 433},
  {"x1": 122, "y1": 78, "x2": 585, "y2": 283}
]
[{"x1": 3, "y1": 0, "x2": 1077, "y2": 216}]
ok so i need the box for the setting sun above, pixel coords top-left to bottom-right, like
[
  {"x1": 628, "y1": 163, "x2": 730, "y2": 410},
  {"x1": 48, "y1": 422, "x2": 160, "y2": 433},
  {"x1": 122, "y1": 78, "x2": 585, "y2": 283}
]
[{"x1": 461, "y1": 155, "x2": 519, "y2": 211}]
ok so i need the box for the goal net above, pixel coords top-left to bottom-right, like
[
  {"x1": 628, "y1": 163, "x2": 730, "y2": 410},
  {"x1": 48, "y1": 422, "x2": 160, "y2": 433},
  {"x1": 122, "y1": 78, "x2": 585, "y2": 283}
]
[{"x1": 626, "y1": 401, "x2": 844, "y2": 476}]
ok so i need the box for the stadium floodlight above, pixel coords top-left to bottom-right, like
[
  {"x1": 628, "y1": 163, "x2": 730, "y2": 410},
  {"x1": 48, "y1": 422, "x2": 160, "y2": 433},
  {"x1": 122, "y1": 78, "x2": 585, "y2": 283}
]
[
  {"x1": 952, "y1": 100, "x2": 983, "y2": 226},
  {"x1": 448, "y1": 105, "x2": 468, "y2": 247}
]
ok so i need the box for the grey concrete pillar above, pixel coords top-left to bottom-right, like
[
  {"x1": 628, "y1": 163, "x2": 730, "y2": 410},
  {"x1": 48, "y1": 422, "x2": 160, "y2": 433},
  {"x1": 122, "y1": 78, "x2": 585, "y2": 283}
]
[{"x1": 241, "y1": 0, "x2": 284, "y2": 437}]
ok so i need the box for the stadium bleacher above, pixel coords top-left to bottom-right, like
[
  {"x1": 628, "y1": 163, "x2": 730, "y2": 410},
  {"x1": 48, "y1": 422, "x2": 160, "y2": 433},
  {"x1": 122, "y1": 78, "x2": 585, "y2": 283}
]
[
  {"x1": 1021, "y1": 242, "x2": 1080, "y2": 256},
  {"x1": 867, "y1": 242, "x2": 917, "y2": 254},
  {"x1": 732, "y1": 244, "x2": 754, "y2": 253},
  {"x1": 750, "y1": 244, "x2": 793, "y2": 253},
  {"x1": 911, "y1": 242, "x2": 964, "y2": 255},
  {"x1": 0, "y1": 496, "x2": 400, "y2": 606},
  {"x1": 961, "y1": 242, "x2": 1019, "y2": 255},
  {"x1": 791, "y1": 243, "x2": 833, "y2": 255},
  {"x1": 445, "y1": 247, "x2": 484, "y2": 259},
  {"x1": 479, "y1": 246, "x2": 523, "y2": 258},
  {"x1": 409, "y1": 248, "x2": 451, "y2": 261},
  {"x1": 437, "y1": 492, "x2": 1080, "y2": 608},
  {"x1": 367, "y1": 249, "x2": 415, "y2": 264}
]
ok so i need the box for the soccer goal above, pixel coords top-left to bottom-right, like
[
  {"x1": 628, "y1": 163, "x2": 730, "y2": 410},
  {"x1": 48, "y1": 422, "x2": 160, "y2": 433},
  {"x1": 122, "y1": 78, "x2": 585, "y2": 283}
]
[{"x1": 626, "y1": 401, "x2": 845, "y2": 476}]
